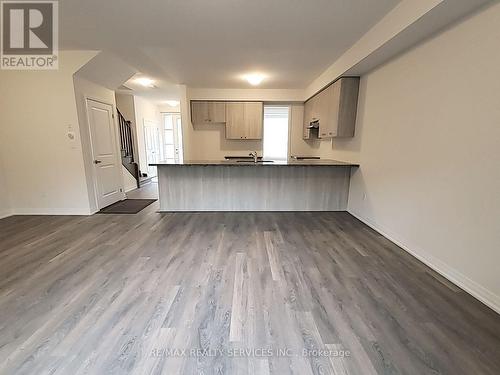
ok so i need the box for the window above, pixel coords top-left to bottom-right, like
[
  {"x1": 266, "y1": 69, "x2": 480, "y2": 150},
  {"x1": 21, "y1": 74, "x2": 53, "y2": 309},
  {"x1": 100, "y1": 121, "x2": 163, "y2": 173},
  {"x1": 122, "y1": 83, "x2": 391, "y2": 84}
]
[{"x1": 263, "y1": 106, "x2": 289, "y2": 161}]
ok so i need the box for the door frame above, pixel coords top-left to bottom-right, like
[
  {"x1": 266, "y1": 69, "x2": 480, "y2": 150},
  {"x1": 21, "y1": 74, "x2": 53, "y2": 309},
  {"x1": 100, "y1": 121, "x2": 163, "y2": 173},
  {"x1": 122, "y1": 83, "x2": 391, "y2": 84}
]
[
  {"x1": 263, "y1": 104, "x2": 291, "y2": 161},
  {"x1": 161, "y1": 111, "x2": 184, "y2": 163},
  {"x1": 143, "y1": 118, "x2": 161, "y2": 177},
  {"x1": 84, "y1": 97, "x2": 125, "y2": 210},
  {"x1": 286, "y1": 105, "x2": 293, "y2": 160}
]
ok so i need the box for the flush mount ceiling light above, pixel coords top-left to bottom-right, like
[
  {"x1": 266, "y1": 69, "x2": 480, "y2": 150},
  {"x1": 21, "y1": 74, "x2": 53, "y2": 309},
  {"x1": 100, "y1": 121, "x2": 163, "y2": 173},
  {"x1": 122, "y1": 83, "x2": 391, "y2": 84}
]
[
  {"x1": 165, "y1": 100, "x2": 180, "y2": 106},
  {"x1": 244, "y1": 73, "x2": 265, "y2": 86},
  {"x1": 135, "y1": 77, "x2": 155, "y2": 87}
]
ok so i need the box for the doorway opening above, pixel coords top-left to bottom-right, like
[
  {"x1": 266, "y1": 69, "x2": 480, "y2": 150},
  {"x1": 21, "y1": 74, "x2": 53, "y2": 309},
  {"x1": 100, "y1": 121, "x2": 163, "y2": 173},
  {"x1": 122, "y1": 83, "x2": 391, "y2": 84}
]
[
  {"x1": 263, "y1": 106, "x2": 290, "y2": 161},
  {"x1": 162, "y1": 112, "x2": 184, "y2": 163}
]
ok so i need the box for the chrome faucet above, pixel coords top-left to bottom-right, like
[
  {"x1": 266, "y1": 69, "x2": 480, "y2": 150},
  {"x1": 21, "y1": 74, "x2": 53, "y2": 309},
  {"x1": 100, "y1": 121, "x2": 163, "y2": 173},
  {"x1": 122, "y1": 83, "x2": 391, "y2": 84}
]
[{"x1": 249, "y1": 151, "x2": 258, "y2": 163}]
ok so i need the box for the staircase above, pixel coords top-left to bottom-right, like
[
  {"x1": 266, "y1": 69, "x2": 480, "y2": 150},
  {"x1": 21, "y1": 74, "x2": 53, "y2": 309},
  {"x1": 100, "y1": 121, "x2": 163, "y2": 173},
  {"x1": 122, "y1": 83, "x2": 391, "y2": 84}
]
[{"x1": 117, "y1": 109, "x2": 140, "y2": 189}]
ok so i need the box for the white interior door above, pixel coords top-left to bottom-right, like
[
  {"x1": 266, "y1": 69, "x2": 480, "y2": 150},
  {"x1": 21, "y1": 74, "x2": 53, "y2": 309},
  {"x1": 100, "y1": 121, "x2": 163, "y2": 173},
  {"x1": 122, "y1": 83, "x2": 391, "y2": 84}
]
[
  {"x1": 86, "y1": 99, "x2": 123, "y2": 209},
  {"x1": 144, "y1": 120, "x2": 160, "y2": 177}
]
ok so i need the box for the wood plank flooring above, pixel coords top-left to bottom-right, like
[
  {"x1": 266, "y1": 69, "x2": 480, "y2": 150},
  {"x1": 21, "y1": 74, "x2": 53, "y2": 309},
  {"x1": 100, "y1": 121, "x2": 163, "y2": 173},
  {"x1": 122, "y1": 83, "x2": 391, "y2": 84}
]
[{"x1": 0, "y1": 205, "x2": 499, "y2": 374}]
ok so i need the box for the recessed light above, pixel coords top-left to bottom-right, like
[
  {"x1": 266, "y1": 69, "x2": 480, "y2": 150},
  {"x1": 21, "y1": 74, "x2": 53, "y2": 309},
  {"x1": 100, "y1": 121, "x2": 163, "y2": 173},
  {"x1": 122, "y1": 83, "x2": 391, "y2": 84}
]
[
  {"x1": 135, "y1": 77, "x2": 155, "y2": 87},
  {"x1": 165, "y1": 100, "x2": 180, "y2": 106},
  {"x1": 244, "y1": 73, "x2": 265, "y2": 86}
]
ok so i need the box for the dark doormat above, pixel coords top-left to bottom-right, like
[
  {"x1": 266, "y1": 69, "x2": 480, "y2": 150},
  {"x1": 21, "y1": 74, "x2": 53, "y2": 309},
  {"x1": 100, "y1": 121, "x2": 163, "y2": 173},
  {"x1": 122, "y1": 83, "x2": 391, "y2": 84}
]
[{"x1": 98, "y1": 199, "x2": 157, "y2": 214}]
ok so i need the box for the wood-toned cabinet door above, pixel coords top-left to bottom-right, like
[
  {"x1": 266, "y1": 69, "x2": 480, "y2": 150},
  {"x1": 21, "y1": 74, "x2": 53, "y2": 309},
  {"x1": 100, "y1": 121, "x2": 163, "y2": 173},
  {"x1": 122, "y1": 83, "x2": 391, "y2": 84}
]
[
  {"x1": 310, "y1": 95, "x2": 322, "y2": 123},
  {"x1": 308, "y1": 77, "x2": 359, "y2": 139},
  {"x1": 191, "y1": 101, "x2": 226, "y2": 124},
  {"x1": 337, "y1": 78, "x2": 359, "y2": 137},
  {"x1": 319, "y1": 83, "x2": 339, "y2": 138},
  {"x1": 225, "y1": 102, "x2": 246, "y2": 139},
  {"x1": 244, "y1": 102, "x2": 263, "y2": 139},
  {"x1": 225, "y1": 102, "x2": 263, "y2": 140},
  {"x1": 191, "y1": 102, "x2": 210, "y2": 124},
  {"x1": 303, "y1": 99, "x2": 313, "y2": 139},
  {"x1": 208, "y1": 102, "x2": 226, "y2": 123}
]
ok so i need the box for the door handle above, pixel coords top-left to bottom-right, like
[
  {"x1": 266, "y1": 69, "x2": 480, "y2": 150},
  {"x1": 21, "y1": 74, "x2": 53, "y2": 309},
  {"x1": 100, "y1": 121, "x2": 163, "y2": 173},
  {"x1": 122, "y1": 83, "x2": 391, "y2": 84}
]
[{"x1": 94, "y1": 160, "x2": 102, "y2": 164}]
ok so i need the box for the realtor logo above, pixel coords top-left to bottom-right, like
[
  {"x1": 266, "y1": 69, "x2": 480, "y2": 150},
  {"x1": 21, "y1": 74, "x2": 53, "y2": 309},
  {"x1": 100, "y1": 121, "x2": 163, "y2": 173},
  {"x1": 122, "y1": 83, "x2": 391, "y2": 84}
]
[{"x1": 1, "y1": 0, "x2": 58, "y2": 69}]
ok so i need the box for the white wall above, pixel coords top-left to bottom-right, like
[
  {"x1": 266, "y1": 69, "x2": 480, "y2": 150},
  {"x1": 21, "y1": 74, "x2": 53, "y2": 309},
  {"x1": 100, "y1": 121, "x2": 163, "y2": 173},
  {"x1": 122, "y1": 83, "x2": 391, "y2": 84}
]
[
  {"x1": 0, "y1": 155, "x2": 11, "y2": 218},
  {"x1": 305, "y1": 0, "x2": 443, "y2": 98},
  {"x1": 73, "y1": 76, "x2": 126, "y2": 212},
  {"x1": 158, "y1": 103, "x2": 181, "y2": 113},
  {"x1": 188, "y1": 88, "x2": 304, "y2": 102},
  {"x1": 331, "y1": 4, "x2": 500, "y2": 312},
  {"x1": 122, "y1": 166, "x2": 137, "y2": 192},
  {"x1": 116, "y1": 93, "x2": 136, "y2": 121},
  {"x1": 0, "y1": 51, "x2": 96, "y2": 215},
  {"x1": 184, "y1": 116, "x2": 263, "y2": 161}
]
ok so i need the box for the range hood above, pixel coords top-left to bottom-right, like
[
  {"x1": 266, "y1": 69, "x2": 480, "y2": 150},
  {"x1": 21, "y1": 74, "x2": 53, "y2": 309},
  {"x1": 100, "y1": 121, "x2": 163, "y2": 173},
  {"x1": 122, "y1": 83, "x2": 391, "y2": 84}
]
[{"x1": 307, "y1": 120, "x2": 319, "y2": 129}]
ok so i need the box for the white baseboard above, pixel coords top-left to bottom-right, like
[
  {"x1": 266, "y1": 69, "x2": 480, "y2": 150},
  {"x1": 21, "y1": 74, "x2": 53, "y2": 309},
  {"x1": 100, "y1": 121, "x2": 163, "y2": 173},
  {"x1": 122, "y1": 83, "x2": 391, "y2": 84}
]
[
  {"x1": 10, "y1": 207, "x2": 94, "y2": 216},
  {"x1": 348, "y1": 209, "x2": 500, "y2": 315},
  {"x1": 0, "y1": 210, "x2": 12, "y2": 219},
  {"x1": 125, "y1": 185, "x2": 137, "y2": 193}
]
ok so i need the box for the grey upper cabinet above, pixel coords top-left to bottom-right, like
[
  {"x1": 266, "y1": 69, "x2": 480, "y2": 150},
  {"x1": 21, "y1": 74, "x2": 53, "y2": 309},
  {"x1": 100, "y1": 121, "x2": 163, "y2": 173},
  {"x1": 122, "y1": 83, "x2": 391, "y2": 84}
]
[
  {"x1": 243, "y1": 102, "x2": 263, "y2": 139},
  {"x1": 191, "y1": 101, "x2": 226, "y2": 124},
  {"x1": 210, "y1": 102, "x2": 226, "y2": 123},
  {"x1": 225, "y1": 102, "x2": 263, "y2": 140},
  {"x1": 303, "y1": 77, "x2": 360, "y2": 139},
  {"x1": 303, "y1": 100, "x2": 313, "y2": 139},
  {"x1": 191, "y1": 100, "x2": 262, "y2": 140},
  {"x1": 225, "y1": 102, "x2": 246, "y2": 139}
]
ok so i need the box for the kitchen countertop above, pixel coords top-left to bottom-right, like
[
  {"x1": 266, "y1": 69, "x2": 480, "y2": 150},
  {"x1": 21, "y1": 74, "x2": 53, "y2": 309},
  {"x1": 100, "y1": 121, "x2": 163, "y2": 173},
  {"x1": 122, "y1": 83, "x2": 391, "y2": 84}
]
[{"x1": 151, "y1": 159, "x2": 359, "y2": 167}]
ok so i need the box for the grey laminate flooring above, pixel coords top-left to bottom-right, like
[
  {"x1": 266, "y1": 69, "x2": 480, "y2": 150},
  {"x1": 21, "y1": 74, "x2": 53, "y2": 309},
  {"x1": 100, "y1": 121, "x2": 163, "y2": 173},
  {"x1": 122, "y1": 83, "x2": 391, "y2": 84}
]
[
  {"x1": 126, "y1": 182, "x2": 159, "y2": 200},
  {"x1": 0, "y1": 206, "x2": 499, "y2": 374}
]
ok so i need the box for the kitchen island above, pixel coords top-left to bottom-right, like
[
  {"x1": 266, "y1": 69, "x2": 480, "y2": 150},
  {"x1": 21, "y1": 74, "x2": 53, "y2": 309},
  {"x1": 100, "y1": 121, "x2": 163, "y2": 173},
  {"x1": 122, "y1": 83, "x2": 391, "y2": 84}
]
[{"x1": 151, "y1": 159, "x2": 359, "y2": 211}]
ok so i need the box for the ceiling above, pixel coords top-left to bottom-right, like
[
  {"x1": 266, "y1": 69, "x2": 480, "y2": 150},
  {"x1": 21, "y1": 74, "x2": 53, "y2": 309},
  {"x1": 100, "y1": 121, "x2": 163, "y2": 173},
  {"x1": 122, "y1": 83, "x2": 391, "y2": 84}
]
[
  {"x1": 60, "y1": 0, "x2": 401, "y2": 89},
  {"x1": 119, "y1": 74, "x2": 183, "y2": 104}
]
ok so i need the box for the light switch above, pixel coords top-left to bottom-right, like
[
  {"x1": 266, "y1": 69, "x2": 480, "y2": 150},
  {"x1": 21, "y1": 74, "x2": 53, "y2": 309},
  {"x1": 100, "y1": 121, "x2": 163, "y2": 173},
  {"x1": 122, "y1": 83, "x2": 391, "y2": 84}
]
[{"x1": 67, "y1": 125, "x2": 77, "y2": 149}]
